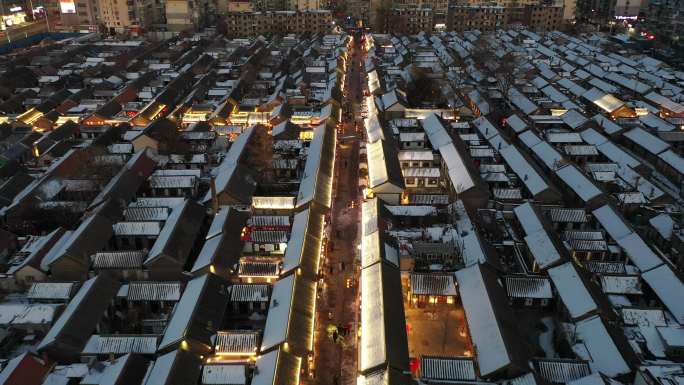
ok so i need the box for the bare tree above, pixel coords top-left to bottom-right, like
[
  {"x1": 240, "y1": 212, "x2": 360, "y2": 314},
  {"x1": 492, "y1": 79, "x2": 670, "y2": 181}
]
[
  {"x1": 494, "y1": 52, "x2": 517, "y2": 98},
  {"x1": 244, "y1": 125, "x2": 273, "y2": 185},
  {"x1": 470, "y1": 38, "x2": 491, "y2": 69},
  {"x1": 406, "y1": 67, "x2": 445, "y2": 107}
]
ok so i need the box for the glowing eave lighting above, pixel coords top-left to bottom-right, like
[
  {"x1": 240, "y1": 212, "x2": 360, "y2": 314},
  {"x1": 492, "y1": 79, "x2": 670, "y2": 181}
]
[{"x1": 215, "y1": 351, "x2": 257, "y2": 356}]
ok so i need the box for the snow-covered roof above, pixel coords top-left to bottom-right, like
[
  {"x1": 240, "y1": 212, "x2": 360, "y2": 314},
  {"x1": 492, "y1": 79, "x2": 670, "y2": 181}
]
[
  {"x1": 649, "y1": 213, "x2": 675, "y2": 240},
  {"x1": 555, "y1": 165, "x2": 603, "y2": 203},
  {"x1": 498, "y1": 144, "x2": 551, "y2": 197},
  {"x1": 82, "y1": 335, "x2": 159, "y2": 355},
  {"x1": 623, "y1": 127, "x2": 670, "y2": 155},
  {"x1": 600, "y1": 275, "x2": 642, "y2": 295},
  {"x1": 409, "y1": 273, "x2": 456, "y2": 296},
  {"x1": 230, "y1": 284, "x2": 269, "y2": 302},
  {"x1": 642, "y1": 264, "x2": 684, "y2": 324},
  {"x1": 621, "y1": 307, "x2": 667, "y2": 327},
  {"x1": 251, "y1": 348, "x2": 301, "y2": 385},
  {"x1": 367, "y1": 139, "x2": 404, "y2": 191},
  {"x1": 455, "y1": 264, "x2": 525, "y2": 377},
  {"x1": 296, "y1": 123, "x2": 335, "y2": 209},
  {"x1": 534, "y1": 359, "x2": 592, "y2": 384},
  {"x1": 214, "y1": 330, "x2": 259, "y2": 354},
  {"x1": 513, "y1": 203, "x2": 564, "y2": 269},
  {"x1": 260, "y1": 273, "x2": 316, "y2": 353},
  {"x1": 658, "y1": 150, "x2": 684, "y2": 175},
  {"x1": 125, "y1": 281, "x2": 182, "y2": 302},
  {"x1": 644, "y1": 91, "x2": 684, "y2": 114},
  {"x1": 0, "y1": 303, "x2": 59, "y2": 325},
  {"x1": 580, "y1": 128, "x2": 640, "y2": 169},
  {"x1": 145, "y1": 349, "x2": 200, "y2": 385},
  {"x1": 360, "y1": 260, "x2": 408, "y2": 373},
  {"x1": 592, "y1": 114, "x2": 623, "y2": 135},
  {"x1": 507, "y1": 87, "x2": 538, "y2": 115},
  {"x1": 385, "y1": 205, "x2": 437, "y2": 217},
  {"x1": 27, "y1": 282, "x2": 77, "y2": 300},
  {"x1": 420, "y1": 356, "x2": 477, "y2": 382},
  {"x1": 38, "y1": 275, "x2": 120, "y2": 353},
  {"x1": 202, "y1": 364, "x2": 246, "y2": 385},
  {"x1": 440, "y1": 143, "x2": 477, "y2": 194},
  {"x1": 158, "y1": 274, "x2": 216, "y2": 350},
  {"x1": 573, "y1": 315, "x2": 632, "y2": 377},
  {"x1": 504, "y1": 275, "x2": 553, "y2": 299},
  {"x1": 561, "y1": 110, "x2": 588, "y2": 129},
  {"x1": 547, "y1": 262, "x2": 597, "y2": 320},
  {"x1": 592, "y1": 205, "x2": 662, "y2": 272},
  {"x1": 506, "y1": 114, "x2": 528, "y2": 133},
  {"x1": 422, "y1": 113, "x2": 453, "y2": 149},
  {"x1": 364, "y1": 115, "x2": 384, "y2": 143},
  {"x1": 582, "y1": 88, "x2": 624, "y2": 113},
  {"x1": 639, "y1": 113, "x2": 675, "y2": 131}
]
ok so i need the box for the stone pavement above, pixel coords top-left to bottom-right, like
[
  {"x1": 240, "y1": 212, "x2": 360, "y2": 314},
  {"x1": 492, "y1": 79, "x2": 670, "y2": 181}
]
[{"x1": 308, "y1": 37, "x2": 365, "y2": 385}]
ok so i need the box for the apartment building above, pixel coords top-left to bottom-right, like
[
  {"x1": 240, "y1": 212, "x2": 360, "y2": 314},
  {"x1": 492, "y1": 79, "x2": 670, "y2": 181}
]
[
  {"x1": 577, "y1": 0, "x2": 640, "y2": 24},
  {"x1": 643, "y1": 0, "x2": 683, "y2": 45},
  {"x1": 98, "y1": 0, "x2": 160, "y2": 33},
  {"x1": 385, "y1": 8, "x2": 434, "y2": 33},
  {"x1": 59, "y1": 0, "x2": 99, "y2": 30},
  {"x1": 393, "y1": 0, "x2": 448, "y2": 24},
  {"x1": 223, "y1": 0, "x2": 316, "y2": 13},
  {"x1": 522, "y1": 4, "x2": 564, "y2": 31},
  {"x1": 447, "y1": 5, "x2": 507, "y2": 32},
  {"x1": 165, "y1": 0, "x2": 209, "y2": 31},
  {"x1": 290, "y1": 0, "x2": 321, "y2": 10},
  {"x1": 226, "y1": 0, "x2": 254, "y2": 12},
  {"x1": 224, "y1": 10, "x2": 332, "y2": 36}
]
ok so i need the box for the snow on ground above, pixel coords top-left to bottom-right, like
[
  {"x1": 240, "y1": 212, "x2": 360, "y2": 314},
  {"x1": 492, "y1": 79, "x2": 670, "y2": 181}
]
[{"x1": 539, "y1": 317, "x2": 556, "y2": 358}]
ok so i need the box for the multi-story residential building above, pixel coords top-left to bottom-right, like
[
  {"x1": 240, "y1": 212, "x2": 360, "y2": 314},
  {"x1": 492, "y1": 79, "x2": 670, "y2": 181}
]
[
  {"x1": 98, "y1": 0, "x2": 160, "y2": 33},
  {"x1": 447, "y1": 5, "x2": 507, "y2": 32},
  {"x1": 226, "y1": 0, "x2": 254, "y2": 12},
  {"x1": 165, "y1": 0, "x2": 209, "y2": 31},
  {"x1": 386, "y1": 8, "x2": 434, "y2": 33},
  {"x1": 643, "y1": 0, "x2": 683, "y2": 45},
  {"x1": 290, "y1": 0, "x2": 320, "y2": 10},
  {"x1": 223, "y1": 0, "x2": 314, "y2": 13},
  {"x1": 59, "y1": 0, "x2": 99, "y2": 30},
  {"x1": 393, "y1": 0, "x2": 448, "y2": 24},
  {"x1": 224, "y1": 10, "x2": 332, "y2": 36},
  {"x1": 562, "y1": 0, "x2": 576, "y2": 22},
  {"x1": 577, "y1": 0, "x2": 642, "y2": 24},
  {"x1": 614, "y1": 0, "x2": 642, "y2": 18},
  {"x1": 522, "y1": 3, "x2": 564, "y2": 31},
  {"x1": 347, "y1": 0, "x2": 371, "y2": 26}
]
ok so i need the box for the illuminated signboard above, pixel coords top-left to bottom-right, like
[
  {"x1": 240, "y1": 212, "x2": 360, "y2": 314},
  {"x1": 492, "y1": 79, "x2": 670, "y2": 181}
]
[{"x1": 60, "y1": 0, "x2": 76, "y2": 13}]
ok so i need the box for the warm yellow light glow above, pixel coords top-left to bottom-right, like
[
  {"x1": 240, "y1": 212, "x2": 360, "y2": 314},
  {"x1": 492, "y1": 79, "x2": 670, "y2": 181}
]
[
  {"x1": 149, "y1": 103, "x2": 167, "y2": 120},
  {"x1": 299, "y1": 130, "x2": 315, "y2": 140}
]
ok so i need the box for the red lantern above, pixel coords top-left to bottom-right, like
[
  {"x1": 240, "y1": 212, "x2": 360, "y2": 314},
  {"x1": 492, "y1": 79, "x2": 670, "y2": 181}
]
[{"x1": 409, "y1": 357, "x2": 420, "y2": 374}]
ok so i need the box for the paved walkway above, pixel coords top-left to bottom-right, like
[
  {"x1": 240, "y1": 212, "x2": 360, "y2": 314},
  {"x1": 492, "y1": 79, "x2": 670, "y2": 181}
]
[{"x1": 309, "y1": 37, "x2": 365, "y2": 385}]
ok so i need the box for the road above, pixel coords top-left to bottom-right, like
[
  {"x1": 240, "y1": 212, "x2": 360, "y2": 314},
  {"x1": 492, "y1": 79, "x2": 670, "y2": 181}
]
[{"x1": 310, "y1": 36, "x2": 365, "y2": 385}]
